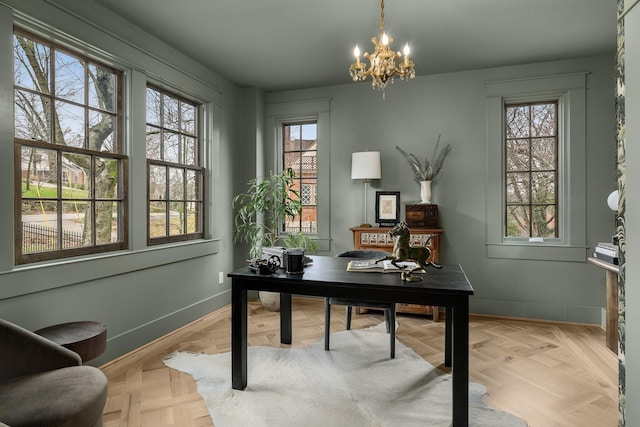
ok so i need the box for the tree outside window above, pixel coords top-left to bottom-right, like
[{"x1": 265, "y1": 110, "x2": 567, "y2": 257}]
[
  {"x1": 505, "y1": 101, "x2": 558, "y2": 238},
  {"x1": 146, "y1": 86, "x2": 203, "y2": 244},
  {"x1": 14, "y1": 29, "x2": 126, "y2": 264}
]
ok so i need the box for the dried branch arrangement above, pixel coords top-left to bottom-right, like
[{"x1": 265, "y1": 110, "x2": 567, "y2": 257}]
[{"x1": 396, "y1": 135, "x2": 451, "y2": 183}]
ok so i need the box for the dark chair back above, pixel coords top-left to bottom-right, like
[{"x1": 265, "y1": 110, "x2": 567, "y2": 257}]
[{"x1": 335, "y1": 250, "x2": 389, "y2": 259}]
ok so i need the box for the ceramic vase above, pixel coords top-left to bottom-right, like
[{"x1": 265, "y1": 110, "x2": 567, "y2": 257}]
[{"x1": 420, "y1": 180, "x2": 432, "y2": 204}]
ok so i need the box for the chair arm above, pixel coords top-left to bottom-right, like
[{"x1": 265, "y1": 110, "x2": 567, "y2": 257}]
[{"x1": 0, "y1": 319, "x2": 81, "y2": 382}]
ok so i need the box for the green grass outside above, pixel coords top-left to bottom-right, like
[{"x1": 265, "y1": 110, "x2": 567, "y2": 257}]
[{"x1": 22, "y1": 183, "x2": 89, "y2": 199}]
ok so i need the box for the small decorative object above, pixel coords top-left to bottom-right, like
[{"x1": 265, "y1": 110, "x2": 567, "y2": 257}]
[
  {"x1": 375, "y1": 191, "x2": 400, "y2": 226},
  {"x1": 401, "y1": 270, "x2": 423, "y2": 282},
  {"x1": 247, "y1": 256, "x2": 281, "y2": 275},
  {"x1": 377, "y1": 222, "x2": 442, "y2": 281},
  {"x1": 396, "y1": 135, "x2": 451, "y2": 203},
  {"x1": 261, "y1": 246, "x2": 289, "y2": 270},
  {"x1": 405, "y1": 203, "x2": 438, "y2": 227}
]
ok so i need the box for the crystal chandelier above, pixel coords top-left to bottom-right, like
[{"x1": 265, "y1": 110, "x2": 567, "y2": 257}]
[{"x1": 349, "y1": 0, "x2": 415, "y2": 99}]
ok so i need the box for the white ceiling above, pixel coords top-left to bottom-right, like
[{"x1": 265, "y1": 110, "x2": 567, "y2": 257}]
[{"x1": 91, "y1": 0, "x2": 617, "y2": 92}]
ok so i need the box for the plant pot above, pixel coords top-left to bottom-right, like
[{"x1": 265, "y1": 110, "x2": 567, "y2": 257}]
[
  {"x1": 420, "y1": 180, "x2": 432, "y2": 204},
  {"x1": 259, "y1": 291, "x2": 280, "y2": 311}
]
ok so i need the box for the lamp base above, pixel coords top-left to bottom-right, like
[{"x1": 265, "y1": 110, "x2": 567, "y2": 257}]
[{"x1": 359, "y1": 223, "x2": 373, "y2": 228}]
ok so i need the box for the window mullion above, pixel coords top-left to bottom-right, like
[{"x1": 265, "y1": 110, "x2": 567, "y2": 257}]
[
  {"x1": 56, "y1": 149, "x2": 63, "y2": 250},
  {"x1": 84, "y1": 58, "x2": 89, "y2": 150},
  {"x1": 50, "y1": 45, "x2": 56, "y2": 146},
  {"x1": 90, "y1": 153, "x2": 96, "y2": 246},
  {"x1": 297, "y1": 134, "x2": 303, "y2": 231},
  {"x1": 527, "y1": 105, "x2": 532, "y2": 237}
]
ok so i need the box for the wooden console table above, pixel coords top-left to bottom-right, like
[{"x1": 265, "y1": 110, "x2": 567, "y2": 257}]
[
  {"x1": 587, "y1": 257, "x2": 619, "y2": 354},
  {"x1": 350, "y1": 226, "x2": 444, "y2": 319}
]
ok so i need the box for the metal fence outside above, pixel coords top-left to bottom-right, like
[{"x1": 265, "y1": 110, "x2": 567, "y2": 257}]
[
  {"x1": 284, "y1": 221, "x2": 317, "y2": 234},
  {"x1": 22, "y1": 222, "x2": 84, "y2": 252}
]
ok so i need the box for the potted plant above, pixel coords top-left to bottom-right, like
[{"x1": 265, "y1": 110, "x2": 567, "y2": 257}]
[
  {"x1": 233, "y1": 168, "x2": 317, "y2": 310},
  {"x1": 396, "y1": 134, "x2": 451, "y2": 204}
]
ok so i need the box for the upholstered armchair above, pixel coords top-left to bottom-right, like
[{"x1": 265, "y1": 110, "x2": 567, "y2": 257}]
[{"x1": 0, "y1": 319, "x2": 107, "y2": 427}]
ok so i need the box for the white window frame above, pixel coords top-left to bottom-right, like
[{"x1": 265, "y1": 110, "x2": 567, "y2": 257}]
[
  {"x1": 266, "y1": 99, "x2": 331, "y2": 251},
  {"x1": 485, "y1": 73, "x2": 587, "y2": 261}
]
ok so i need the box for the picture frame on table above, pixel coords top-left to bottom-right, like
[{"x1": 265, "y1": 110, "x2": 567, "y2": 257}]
[{"x1": 375, "y1": 191, "x2": 400, "y2": 227}]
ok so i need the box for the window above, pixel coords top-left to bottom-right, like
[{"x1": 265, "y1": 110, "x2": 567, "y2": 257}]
[
  {"x1": 505, "y1": 101, "x2": 558, "y2": 238},
  {"x1": 300, "y1": 183, "x2": 316, "y2": 206},
  {"x1": 14, "y1": 29, "x2": 126, "y2": 264},
  {"x1": 485, "y1": 73, "x2": 587, "y2": 261},
  {"x1": 282, "y1": 122, "x2": 318, "y2": 234},
  {"x1": 266, "y1": 98, "x2": 331, "y2": 251},
  {"x1": 146, "y1": 86, "x2": 204, "y2": 244}
]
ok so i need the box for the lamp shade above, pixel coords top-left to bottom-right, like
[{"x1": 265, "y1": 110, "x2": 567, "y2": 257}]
[
  {"x1": 351, "y1": 151, "x2": 381, "y2": 180},
  {"x1": 607, "y1": 190, "x2": 619, "y2": 211}
]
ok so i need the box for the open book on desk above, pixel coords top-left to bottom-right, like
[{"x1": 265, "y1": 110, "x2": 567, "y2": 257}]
[{"x1": 346, "y1": 259, "x2": 425, "y2": 273}]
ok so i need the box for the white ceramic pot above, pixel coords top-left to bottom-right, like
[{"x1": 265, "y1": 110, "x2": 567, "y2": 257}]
[{"x1": 420, "y1": 180, "x2": 432, "y2": 204}]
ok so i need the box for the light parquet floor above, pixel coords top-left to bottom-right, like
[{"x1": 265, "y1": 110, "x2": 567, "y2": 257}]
[{"x1": 100, "y1": 297, "x2": 618, "y2": 427}]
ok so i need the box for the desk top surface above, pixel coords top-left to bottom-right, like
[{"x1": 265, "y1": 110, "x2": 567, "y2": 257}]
[{"x1": 229, "y1": 255, "x2": 474, "y2": 295}]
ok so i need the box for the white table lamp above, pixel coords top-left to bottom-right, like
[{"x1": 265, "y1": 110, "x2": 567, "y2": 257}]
[{"x1": 352, "y1": 151, "x2": 381, "y2": 227}]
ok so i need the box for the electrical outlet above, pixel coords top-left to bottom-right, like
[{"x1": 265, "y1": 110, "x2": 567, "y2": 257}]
[{"x1": 218, "y1": 271, "x2": 224, "y2": 285}]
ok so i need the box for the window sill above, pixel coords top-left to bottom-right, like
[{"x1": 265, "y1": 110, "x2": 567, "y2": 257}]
[
  {"x1": 0, "y1": 238, "x2": 220, "y2": 300},
  {"x1": 486, "y1": 243, "x2": 587, "y2": 262}
]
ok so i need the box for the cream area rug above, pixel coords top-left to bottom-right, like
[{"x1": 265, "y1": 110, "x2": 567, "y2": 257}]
[{"x1": 163, "y1": 323, "x2": 527, "y2": 427}]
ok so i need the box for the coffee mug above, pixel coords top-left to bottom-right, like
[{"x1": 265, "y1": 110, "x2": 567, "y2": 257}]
[{"x1": 286, "y1": 248, "x2": 305, "y2": 274}]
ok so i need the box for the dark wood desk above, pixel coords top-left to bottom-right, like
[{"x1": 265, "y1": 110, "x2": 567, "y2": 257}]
[{"x1": 228, "y1": 255, "x2": 474, "y2": 426}]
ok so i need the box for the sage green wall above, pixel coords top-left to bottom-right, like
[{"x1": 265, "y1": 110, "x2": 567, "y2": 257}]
[
  {"x1": 267, "y1": 56, "x2": 616, "y2": 325},
  {"x1": 0, "y1": 0, "x2": 619, "y2": 369},
  {"x1": 0, "y1": 0, "x2": 243, "y2": 365},
  {"x1": 232, "y1": 87, "x2": 265, "y2": 269}
]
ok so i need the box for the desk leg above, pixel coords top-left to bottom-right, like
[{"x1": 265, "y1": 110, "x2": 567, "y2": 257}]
[
  {"x1": 445, "y1": 306, "x2": 452, "y2": 367},
  {"x1": 452, "y1": 298, "x2": 469, "y2": 427},
  {"x1": 280, "y1": 292, "x2": 292, "y2": 344},
  {"x1": 231, "y1": 283, "x2": 247, "y2": 390}
]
